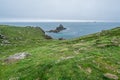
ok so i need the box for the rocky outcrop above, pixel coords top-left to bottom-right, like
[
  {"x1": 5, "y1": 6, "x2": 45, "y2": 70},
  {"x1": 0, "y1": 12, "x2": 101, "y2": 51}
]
[
  {"x1": 0, "y1": 34, "x2": 10, "y2": 45},
  {"x1": 0, "y1": 34, "x2": 6, "y2": 39},
  {"x1": 45, "y1": 35, "x2": 53, "y2": 39},
  {"x1": 36, "y1": 26, "x2": 45, "y2": 34},
  {"x1": 4, "y1": 52, "x2": 30, "y2": 63},
  {"x1": 2, "y1": 40, "x2": 10, "y2": 44},
  {"x1": 47, "y1": 24, "x2": 66, "y2": 33},
  {"x1": 36, "y1": 27, "x2": 53, "y2": 40},
  {"x1": 58, "y1": 38, "x2": 65, "y2": 40}
]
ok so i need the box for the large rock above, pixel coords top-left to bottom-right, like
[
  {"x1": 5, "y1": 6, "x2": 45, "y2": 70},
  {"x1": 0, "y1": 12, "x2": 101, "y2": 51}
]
[
  {"x1": 4, "y1": 52, "x2": 30, "y2": 63},
  {"x1": 45, "y1": 35, "x2": 52, "y2": 39},
  {"x1": 56, "y1": 24, "x2": 66, "y2": 31},
  {"x1": 58, "y1": 38, "x2": 65, "y2": 40},
  {"x1": 47, "y1": 24, "x2": 66, "y2": 33},
  {"x1": 0, "y1": 34, "x2": 6, "y2": 39},
  {"x1": 104, "y1": 73, "x2": 118, "y2": 80}
]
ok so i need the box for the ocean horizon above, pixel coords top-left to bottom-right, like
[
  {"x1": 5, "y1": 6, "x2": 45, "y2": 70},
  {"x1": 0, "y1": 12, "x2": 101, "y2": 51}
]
[{"x1": 0, "y1": 22, "x2": 120, "y2": 39}]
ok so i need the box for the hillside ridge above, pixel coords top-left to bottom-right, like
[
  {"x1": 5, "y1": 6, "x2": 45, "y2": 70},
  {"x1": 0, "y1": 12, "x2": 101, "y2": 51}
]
[{"x1": 0, "y1": 25, "x2": 120, "y2": 80}]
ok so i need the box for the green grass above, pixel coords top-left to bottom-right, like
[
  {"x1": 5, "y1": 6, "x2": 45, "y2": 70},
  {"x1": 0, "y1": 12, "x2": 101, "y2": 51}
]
[{"x1": 0, "y1": 25, "x2": 120, "y2": 80}]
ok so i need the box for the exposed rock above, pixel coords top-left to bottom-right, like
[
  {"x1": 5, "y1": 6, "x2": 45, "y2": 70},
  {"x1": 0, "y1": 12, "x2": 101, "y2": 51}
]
[
  {"x1": 117, "y1": 62, "x2": 120, "y2": 64},
  {"x1": 45, "y1": 35, "x2": 52, "y2": 39},
  {"x1": 104, "y1": 73, "x2": 118, "y2": 80},
  {"x1": 26, "y1": 26, "x2": 32, "y2": 28},
  {"x1": 58, "y1": 38, "x2": 65, "y2": 40},
  {"x1": 86, "y1": 68, "x2": 92, "y2": 74},
  {"x1": 2, "y1": 40, "x2": 10, "y2": 44},
  {"x1": 48, "y1": 30, "x2": 59, "y2": 33},
  {"x1": 0, "y1": 34, "x2": 10, "y2": 45},
  {"x1": 14, "y1": 37, "x2": 23, "y2": 40},
  {"x1": 55, "y1": 56, "x2": 75, "y2": 64},
  {"x1": 4, "y1": 52, "x2": 30, "y2": 63},
  {"x1": 36, "y1": 26, "x2": 45, "y2": 34},
  {"x1": 0, "y1": 34, "x2": 6, "y2": 39},
  {"x1": 111, "y1": 37, "x2": 120, "y2": 47},
  {"x1": 97, "y1": 44, "x2": 108, "y2": 48},
  {"x1": 9, "y1": 77, "x2": 19, "y2": 80},
  {"x1": 47, "y1": 24, "x2": 66, "y2": 33},
  {"x1": 56, "y1": 24, "x2": 66, "y2": 31}
]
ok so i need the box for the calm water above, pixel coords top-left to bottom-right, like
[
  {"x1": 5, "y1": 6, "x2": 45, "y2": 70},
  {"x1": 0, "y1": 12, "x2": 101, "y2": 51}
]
[{"x1": 0, "y1": 22, "x2": 120, "y2": 39}]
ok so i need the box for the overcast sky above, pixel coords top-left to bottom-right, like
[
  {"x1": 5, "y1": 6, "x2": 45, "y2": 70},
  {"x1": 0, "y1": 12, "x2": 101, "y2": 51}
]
[{"x1": 0, "y1": 0, "x2": 120, "y2": 22}]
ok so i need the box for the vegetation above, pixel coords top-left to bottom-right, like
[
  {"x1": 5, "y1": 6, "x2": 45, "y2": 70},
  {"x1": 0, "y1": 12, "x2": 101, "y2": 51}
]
[{"x1": 0, "y1": 25, "x2": 120, "y2": 80}]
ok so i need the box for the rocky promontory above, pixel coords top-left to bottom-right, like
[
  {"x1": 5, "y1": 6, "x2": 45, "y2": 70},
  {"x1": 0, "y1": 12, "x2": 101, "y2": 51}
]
[{"x1": 47, "y1": 24, "x2": 66, "y2": 33}]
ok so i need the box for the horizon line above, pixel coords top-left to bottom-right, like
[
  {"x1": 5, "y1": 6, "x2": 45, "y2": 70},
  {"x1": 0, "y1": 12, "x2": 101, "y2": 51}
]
[{"x1": 0, "y1": 20, "x2": 120, "y2": 22}]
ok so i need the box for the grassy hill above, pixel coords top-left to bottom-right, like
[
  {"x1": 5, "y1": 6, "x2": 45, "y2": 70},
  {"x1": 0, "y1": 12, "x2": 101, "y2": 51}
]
[{"x1": 0, "y1": 25, "x2": 120, "y2": 80}]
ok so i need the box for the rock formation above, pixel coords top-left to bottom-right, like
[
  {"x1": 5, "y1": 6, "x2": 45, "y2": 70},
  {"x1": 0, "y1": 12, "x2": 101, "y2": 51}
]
[
  {"x1": 4, "y1": 52, "x2": 30, "y2": 63},
  {"x1": 45, "y1": 35, "x2": 53, "y2": 39},
  {"x1": 58, "y1": 38, "x2": 65, "y2": 40},
  {"x1": 47, "y1": 24, "x2": 66, "y2": 33},
  {"x1": 0, "y1": 34, "x2": 6, "y2": 39}
]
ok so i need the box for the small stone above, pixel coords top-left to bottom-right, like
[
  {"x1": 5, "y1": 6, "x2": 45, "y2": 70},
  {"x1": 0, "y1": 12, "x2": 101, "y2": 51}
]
[
  {"x1": 9, "y1": 77, "x2": 19, "y2": 80},
  {"x1": 86, "y1": 68, "x2": 92, "y2": 74},
  {"x1": 104, "y1": 73, "x2": 119, "y2": 80},
  {"x1": 97, "y1": 44, "x2": 108, "y2": 48},
  {"x1": 2, "y1": 40, "x2": 10, "y2": 44}
]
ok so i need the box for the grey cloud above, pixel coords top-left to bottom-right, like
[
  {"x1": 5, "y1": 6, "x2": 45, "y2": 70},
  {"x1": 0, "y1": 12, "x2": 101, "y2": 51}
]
[{"x1": 0, "y1": 0, "x2": 120, "y2": 21}]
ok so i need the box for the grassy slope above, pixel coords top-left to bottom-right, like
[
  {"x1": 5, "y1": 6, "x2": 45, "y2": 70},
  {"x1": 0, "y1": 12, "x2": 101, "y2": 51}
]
[{"x1": 0, "y1": 25, "x2": 120, "y2": 80}]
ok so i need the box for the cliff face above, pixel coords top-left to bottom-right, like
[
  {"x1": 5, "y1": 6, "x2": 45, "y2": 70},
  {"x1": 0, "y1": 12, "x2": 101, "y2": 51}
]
[{"x1": 0, "y1": 25, "x2": 53, "y2": 45}]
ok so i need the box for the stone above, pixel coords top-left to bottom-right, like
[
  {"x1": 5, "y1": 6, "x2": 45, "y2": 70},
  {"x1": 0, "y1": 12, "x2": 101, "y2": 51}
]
[
  {"x1": 97, "y1": 44, "x2": 108, "y2": 48},
  {"x1": 2, "y1": 40, "x2": 10, "y2": 44},
  {"x1": 117, "y1": 62, "x2": 120, "y2": 64},
  {"x1": 86, "y1": 68, "x2": 92, "y2": 74},
  {"x1": 58, "y1": 38, "x2": 65, "y2": 40},
  {"x1": 111, "y1": 37, "x2": 120, "y2": 47},
  {"x1": 55, "y1": 56, "x2": 74, "y2": 64},
  {"x1": 9, "y1": 77, "x2": 19, "y2": 80},
  {"x1": 0, "y1": 34, "x2": 6, "y2": 39},
  {"x1": 56, "y1": 24, "x2": 66, "y2": 31},
  {"x1": 47, "y1": 24, "x2": 66, "y2": 33},
  {"x1": 104, "y1": 73, "x2": 118, "y2": 80},
  {"x1": 45, "y1": 35, "x2": 52, "y2": 39},
  {"x1": 4, "y1": 52, "x2": 30, "y2": 63}
]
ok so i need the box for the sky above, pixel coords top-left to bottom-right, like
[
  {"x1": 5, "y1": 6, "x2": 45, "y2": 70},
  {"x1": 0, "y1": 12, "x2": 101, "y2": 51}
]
[{"x1": 0, "y1": 0, "x2": 120, "y2": 22}]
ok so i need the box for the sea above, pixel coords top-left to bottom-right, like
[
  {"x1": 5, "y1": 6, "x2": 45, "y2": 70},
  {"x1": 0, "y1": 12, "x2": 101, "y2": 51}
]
[{"x1": 0, "y1": 22, "x2": 120, "y2": 39}]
